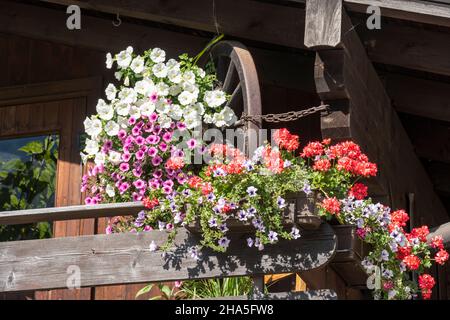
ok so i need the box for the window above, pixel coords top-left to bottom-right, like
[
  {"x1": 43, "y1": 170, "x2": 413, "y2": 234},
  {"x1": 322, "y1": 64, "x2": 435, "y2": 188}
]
[{"x1": 0, "y1": 134, "x2": 59, "y2": 241}]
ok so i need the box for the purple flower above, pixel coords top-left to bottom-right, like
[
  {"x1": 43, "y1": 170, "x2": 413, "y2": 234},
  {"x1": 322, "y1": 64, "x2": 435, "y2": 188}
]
[
  {"x1": 219, "y1": 224, "x2": 229, "y2": 232},
  {"x1": 162, "y1": 132, "x2": 173, "y2": 143},
  {"x1": 119, "y1": 182, "x2": 130, "y2": 194},
  {"x1": 133, "y1": 179, "x2": 146, "y2": 189},
  {"x1": 268, "y1": 231, "x2": 278, "y2": 243},
  {"x1": 277, "y1": 196, "x2": 286, "y2": 208},
  {"x1": 147, "y1": 147, "x2": 158, "y2": 157},
  {"x1": 135, "y1": 136, "x2": 145, "y2": 145},
  {"x1": 283, "y1": 160, "x2": 292, "y2": 168},
  {"x1": 152, "y1": 156, "x2": 163, "y2": 166},
  {"x1": 187, "y1": 139, "x2": 197, "y2": 150},
  {"x1": 209, "y1": 218, "x2": 218, "y2": 227},
  {"x1": 247, "y1": 186, "x2": 258, "y2": 197},
  {"x1": 163, "y1": 185, "x2": 172, "y2": 194},
  {"x1": 153, "y1": 169, "x2": 163, "y2": 179},
  {"x1": 303, "y1": 182, "x2": 312, "y2": 195},
  {"x1": 247, "y1": 237, "x2": 254, "y2": 247},
  {"x1": 237, "y1": 210, "x2": 248, "y2": 221},
  {"x1": 218, "y1": 237, "x2": 230, "y2": 248},
  {"x1": 118, "y1": 129, "x2": 127, "y2": 139},
  {"x1": 135, "y1": 150, "x2": 145, "y2": 160},
  {"x1": 122, "y1": 153, "x2": 131, "y2": 162},
  {"x1": 159, "y1": 142, "x2": 168, "y2": 152},
  {"x1": 247, "y1": 207, "x2": 257, "y2": 217},
  {"x1": 128, "y1": 117, "x2": 136, "y2": 125},
  {"x1": 149, "y1": 112, "x2": 158, "y2": 123},
  {"x1": 158, "y1": 221, "x2": 165, "y2": 231},
  {"x1": 177, "y1": 122, "x2": 187, "y2": 131},
  {"x1": 244, "y1": 160, "x2": 254, "y2": 171},
  {"x1": 119, "y1": 162, "x2": 130, "y2": 172}
]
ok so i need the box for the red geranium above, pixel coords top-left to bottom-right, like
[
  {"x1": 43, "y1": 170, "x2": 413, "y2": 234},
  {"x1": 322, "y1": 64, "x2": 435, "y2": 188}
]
[
  {"x1": 165, "y1": 156, "x2": 185, "y2": 170},
  {"x1": 419, "y1": 274, "x2": 435, "y2": 299},
  {"x1": 188, "y1": 176, "x2": 203, "y2": 189},
  {"x1": 321, "y1": 197, "x2": 341, "y2": 215},
  {"x1": 273, "y1": 128, "x2": 300, "y2": 152},
  {"x1": 403, "y1": 254, "x2": 421, "y2": 270},
  {"x1": 201, "y1": 182, "x2": 213, "y2": 195},
  {"x1": 313, "y1": 158, "x2": 331, "y2": 172},
  {"x1": 435, "y1": 249, "x2": 449, "y2": 265},
  {"x1": 143, "y1": 197, "x2": 159, "y2": 209},
  {"x1": 301, "y1": 141, "x2": 324, "y2": 158},
  {"x1": 396, "y1": 246, "x2": 411, "y2": 260},
  {"x1": 348, "y1": 183, "x2": 368, "y2": 200},
  {"x1": 430, "y1": 235, "x2": 444, "y2": 250},
  {"x1": 410, "y1": 226, "x2": 429, "y2": 242},
  {"x1": 391, "y1": 209, "x2": 409, "y2": 228}
]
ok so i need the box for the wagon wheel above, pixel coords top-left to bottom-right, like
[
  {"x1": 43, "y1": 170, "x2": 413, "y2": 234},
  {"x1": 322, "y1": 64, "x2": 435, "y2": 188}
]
[{"x1": 207, "y1": 41, "x2": 262, "y2": 156}]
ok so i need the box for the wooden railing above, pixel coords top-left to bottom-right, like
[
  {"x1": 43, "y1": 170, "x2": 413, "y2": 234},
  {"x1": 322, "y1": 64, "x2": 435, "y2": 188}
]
[{"x1": 0, "y1": 203, "x2": 338, "y2": 299}]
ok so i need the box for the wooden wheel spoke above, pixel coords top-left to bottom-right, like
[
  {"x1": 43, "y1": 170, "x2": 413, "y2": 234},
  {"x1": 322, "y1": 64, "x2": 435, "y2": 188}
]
[
  {"x1": 222, "y1": 61, "x2": 237, "y2": 93},
  {"x1": 227, "y1": 83, "x2": 242, "y2": 111}
]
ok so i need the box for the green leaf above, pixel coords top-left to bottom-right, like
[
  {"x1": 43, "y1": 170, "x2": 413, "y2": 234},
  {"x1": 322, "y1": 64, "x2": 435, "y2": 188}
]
[
  {"x1": 161, "y1": 285, "x2": 172, "y2": 298},
  {"x1": 135, "y1": 284, "x2": 154, "y2": 298},
  {"x1": 19, "y1": 141, "x2": 44, "y2": 155}
]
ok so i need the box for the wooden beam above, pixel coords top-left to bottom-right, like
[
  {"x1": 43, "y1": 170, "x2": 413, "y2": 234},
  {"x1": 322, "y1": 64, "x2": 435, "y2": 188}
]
[
  {"x1": 39, "y1": 0, "x2": 307, "y2": 49},
  {"x1": 0, "y1": 224, "x2": 336, "y2": 292},
  {"x1": 426, "y1": 162, "x2": 450, "y2": 195},
  {"x1": 0, "y1": 202, "x2": 145, "y2": 225},
  {"x1": 344, "y1": 0, "x2": 450, "y2": 28},
  {"x1": 385, "y1": 74, "x2": 450, "y2": 122},
  {"x1": 209, "y1": 289, "x2": 337, "y2": 300},
  {"x1": 305, "y1": 0, "x2": 449, "y2": 226}
]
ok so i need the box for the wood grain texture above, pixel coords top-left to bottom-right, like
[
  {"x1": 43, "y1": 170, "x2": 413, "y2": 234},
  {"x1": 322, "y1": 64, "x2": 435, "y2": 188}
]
[
  {"x1": 0, "y1": 223, "x2": 336, "y2": 292},
  {"x1": 207, "y1": 289, "x2": 337, "y2": 300},
  {"x1": 304, "y1": 0, "x2": 343, "y2": 48}
]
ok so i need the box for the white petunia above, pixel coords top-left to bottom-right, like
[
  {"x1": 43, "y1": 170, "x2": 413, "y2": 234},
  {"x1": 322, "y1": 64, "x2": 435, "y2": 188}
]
[
  {"x1": 85, "y1": 139, "x2": 99, "y2": 155},
  {"x1": 96, "y1": 99, "x2": 114, "y2": 120},
  {"x1": 108, "y1": 151, "x2": 122, "y2": 165},
  {"x1": 158, "y1": 114, "x2": 172, "y2": 129},
  {"x1": 150, "y1": 48, "x2": 166, "y2": 63},
  {"x1": 155, "y1": 82, "x2": 169, "y2": 96},
  {"x1": 203, "y1": 113, "x2": 213, "y2": 124},
  {"x1": 118, "y1": 88, "x2": 137, "y2": 104},
  {"x1": 169, "y1": 84, "x2": 182, "y2": 96},
  {"x1": 155, "y1": 99, "x2": 170, "y2": 114},
  {"x1": 167, "y1": 68, "x2": 182, "y2": 83},
  {"x1": 106, "y1": 53, "x2": 114, "y2": 69},
  {"x1": 204, "y1": 90, "x2": 226, "y2": 108},
  {"x1": 182, "y1": 71, "x2": 196, "y2": 84},
  {"x1": 166, "y1": 58, "x2": 179, "y2": 69},
  {"x1": 129, "y1": 105, "x2": 141, "y2": 119},
  {"x1": 130, "y1": 56, "x2": 145, "y2": 73},
  {"x1": 94, "y1": 152, "x2": 105, "y2": 166},
  {"x1": 116, "y1": 102, "x2": 131, "y2": 116},
  {"x1": 178, "y1": 91, "x2": 196, "y2": 106},
  {"x1": 84, "y1": 117, "x2": 102, "y2": 137},
  {"x1": 168, "y1": 104, "x2": 183, "y2": 120},
  {"x1": 182, "y1": 82, "x2": 199, "y2": 97},
  {"x1": 212, "y1": 112, "x2": 227, "y2": 127},
  {"x1": 192, "y1": 102, "x2": 205, "y2": 115},
  {"x1": 116, "y1": 116, "x2": 128, "y2": 128},
  {"x1": 104, "y1": 120, "x2": 120, "y2": 136},
  {"x1": 114, "y1": 71, "x2": 122, "y2": 81},
  {"x1": 152, "y1": 62, "x2": 168, "y2": 78},
  {"x1": 220, "y1": 106, "x2": 237, "y2": 126},
  {"x1": 105, "y1": 84, "x2": 117, "y2": 101},
  {"x1": 197, "y1": 68, "x2": 206, "y2": 78},
  {"x1": 105, "y1": 184, "x2": 116, "y2": 198},
  {"x1": 140, "y1": 101, "x2": 156, "y2": 117},
  {"x1": 134, "y1": 78, "x2": 155, "y2": 96},
  {"x1": 116, "y1": 47, "x2": 133, "y2": 68}
]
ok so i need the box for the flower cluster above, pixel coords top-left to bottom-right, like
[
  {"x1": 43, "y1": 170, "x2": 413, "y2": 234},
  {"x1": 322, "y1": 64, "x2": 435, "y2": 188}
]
[{"x1": 81, "y1": 46, "x2": 237, "y2": 207}]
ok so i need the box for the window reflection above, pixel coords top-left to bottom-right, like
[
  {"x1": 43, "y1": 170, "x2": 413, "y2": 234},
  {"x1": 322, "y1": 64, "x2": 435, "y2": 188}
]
[{"x1": 0, "y1": 135, "x2": 58, "y2": 241}]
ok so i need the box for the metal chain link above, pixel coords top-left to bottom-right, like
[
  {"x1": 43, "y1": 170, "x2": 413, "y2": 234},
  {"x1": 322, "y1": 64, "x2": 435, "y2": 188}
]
[{"x1": 238, "y1": 104, "x2": 330, "y2": 125}]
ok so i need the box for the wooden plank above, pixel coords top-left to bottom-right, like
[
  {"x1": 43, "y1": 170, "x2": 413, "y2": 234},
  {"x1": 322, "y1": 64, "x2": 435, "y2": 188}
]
[
  {"x1": 307, "y1": 1, "x2": 449, "y2": 226},
  {"x1": 304, "y1": 0, "x2": 343, "y2": 48},
  {"x1": 385, "y1": 74, "x2": 450, "y2": 122},
  {"x1": 344, "y1": 0, "x2": 450, "y2": 28},
  {"x1": 0, "y1": 201, "x2": 145, "y2": 225},
  {"x1": 0, "y1": 223, "x2": 337, "y2": 292},
  {"x1": 208, "y1": 289, "x2": 337, "y2": 300},
  {"x1": 40, "y1": 0, "x2": 307, "y2": 50}
]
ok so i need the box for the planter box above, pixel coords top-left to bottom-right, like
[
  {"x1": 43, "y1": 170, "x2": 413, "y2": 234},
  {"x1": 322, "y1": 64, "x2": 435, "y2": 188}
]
[
  {"x1": 331, "y1": 225, "x2": 371, "y2": 288},
  {"x1": 186, "y1": 192, "x2": 323, "y2": 234}
]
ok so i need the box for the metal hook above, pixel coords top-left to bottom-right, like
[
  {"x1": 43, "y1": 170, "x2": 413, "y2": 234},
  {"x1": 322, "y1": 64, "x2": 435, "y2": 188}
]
[{"x1": 113, "y1": 13, "x2": 122, "y2": 27}]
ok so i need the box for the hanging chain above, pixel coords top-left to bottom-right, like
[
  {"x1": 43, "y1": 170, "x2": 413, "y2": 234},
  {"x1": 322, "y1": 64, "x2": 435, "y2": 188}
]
[{"x1": 237, "y1": 104, "x2": 330, "y2": 125}]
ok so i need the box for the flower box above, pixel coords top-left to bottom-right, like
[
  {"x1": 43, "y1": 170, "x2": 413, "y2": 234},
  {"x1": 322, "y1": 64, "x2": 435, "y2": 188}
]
[
  {"x1": 331, "y1": 225, "x2": 371, "y2": 288},
  {"x1": 186, "y1": 192, "x2": 323, "y2": 234}
]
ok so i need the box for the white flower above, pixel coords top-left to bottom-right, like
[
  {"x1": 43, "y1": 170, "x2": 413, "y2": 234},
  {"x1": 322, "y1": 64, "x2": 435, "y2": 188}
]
[
  {"x1": 84, "y1": 117, "x2": 102, "y2": 137},
  {"x1": 178, "y1": 91, "x2": 196, "y2": 106},
  {"x1": 140, "y1": 101, "x2": 155, "y2": 117},
  {"x1": 166, "y1": 58, "x2": 179, "y2": 69},
  {"x1": 155, "y1": 99, "x2": 170, "y2": 114},
  {"x1": 116, "y1": 47, "x2": 133, "y2": 68},
  {"x1": 85, "y1": 139, "x2": 99, "y2": 155},
  {"x1": 150, "y1": 48, "x2": 166, "y2": 63},
  {"x1": 155, "y1": 82, "x2": 169, "y2": 96},
  {"x1": 117, "y1": 116, "x2": 128, "y2": 128},
  {"x1": 149, "y1": 240, "x2": 158, "y2": 252},
  {"x1": 203, "y1": 113, "x2": 213, "y2": 124},
  {"x1": 182, "y1": 82, "x2": 199, "y2": 97},
  {"x1": 182, "y1": 71, "x2": 196, "y2": 84},
  {"x1": 105, "y1": 184, "x2": 116, "y2": 198},
  {"x1": 108, "y1": 151, "x2": 122, "y2": 165},
  {"x1": 106, "y1": 53, "x2": 114, "y2": 69},
  {"x1": 134, "y1": 78, "x2": 155, "y2": 96},
  {"x1": 118, "y1": 88, "x2": 137, "y2": 104},
  {"x1": 167, "y1": 68, "x2": 182, "y2": 83},
  {"x1": 184, "y1": 112, "x2": 201, "y2": 129},
  {"x1": 105, "y1": 84, "x2": 117, "y2": 101},
  {"x1": 104, "y1": 120, "x2": 120, "y2": 136},
  {"x1": 80, "y1": 152, "x2": 88, "y2": 164},
  {"x1": 168, "y1": 104, "x2": 183, "y2": 120},
  {"x1": 124, "y1": 76, "x2": 130, "y2": 87},
  {"x1": 197, "y1": 68, "x2": 206, "y2": 78},
  {"x1": 192, "y1": 102, "x2": 205, "y2": 115},
  {"x1": 96, "y1": 99, "x2": 114, "y2": 121},
  {"x1": 212, "y1": 112, "x2": 226, "y2": 127},
  {"x1": 169, "y1": 84, "x2": 182, "y2": 96},
  {"x1": 130, "y1": 56, "x2": 145, "y2": 73},
  {"x1": 114, "y1": 71, "x2": 122, "y2": 81},
  {"x1": 116, "y1": 102, "x2": 131, "y2": 116},
  {"x1": 220, "y1": 106, "x2": 237, "y2": 126},
  {"x1": 152, "y1": 62, "x2": 168, "y2": 78},
  {"x1": 158, "y1": 114, "x2": 172, "y2": 128},
  {"x1": 94, "y1": 152, "x2": 105, "y2": 166},
  {"x1": 129, "y1": 106, "x2": 141, "y2": 119},
  {"x1": 204, "y1": 90, "x2": 226, "y2": 108}
]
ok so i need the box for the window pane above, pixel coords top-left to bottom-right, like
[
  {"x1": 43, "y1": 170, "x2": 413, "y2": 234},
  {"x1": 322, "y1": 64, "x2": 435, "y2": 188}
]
[{"x1": 0, "y1": 134, "x2": 59, "y2": 241}]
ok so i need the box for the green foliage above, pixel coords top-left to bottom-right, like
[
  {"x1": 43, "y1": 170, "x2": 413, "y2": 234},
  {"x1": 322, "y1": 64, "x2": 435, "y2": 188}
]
[
  {"x1": 179, "y1": 277, "x2": 254, "y2": 299},
  {"x1": 0, "y1": 135, "x2": 58, "y2": 241}
]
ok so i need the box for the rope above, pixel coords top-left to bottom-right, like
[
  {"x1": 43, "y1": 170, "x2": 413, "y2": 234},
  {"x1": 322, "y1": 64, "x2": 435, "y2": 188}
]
[{"x1": 236, "y1": 104, "x2": 330, "y2": 126}]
